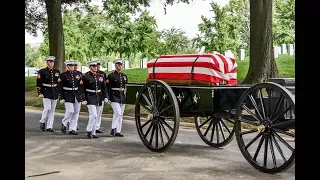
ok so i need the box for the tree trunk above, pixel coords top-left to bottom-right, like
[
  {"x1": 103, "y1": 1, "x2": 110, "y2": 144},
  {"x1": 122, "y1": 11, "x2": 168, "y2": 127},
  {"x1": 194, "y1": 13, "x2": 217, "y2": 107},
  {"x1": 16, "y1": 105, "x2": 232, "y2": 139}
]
[
  {"x1": 45, "y1": 0, "x2": 65, "y2": 72},
  {"x1": 242, "y1": 0, "x2": 278, "y2": 84}
]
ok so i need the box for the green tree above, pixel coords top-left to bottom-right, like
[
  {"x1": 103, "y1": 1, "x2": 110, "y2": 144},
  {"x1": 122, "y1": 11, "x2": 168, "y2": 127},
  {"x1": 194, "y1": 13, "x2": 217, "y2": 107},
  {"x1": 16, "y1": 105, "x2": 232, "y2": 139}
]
[
  {"x1": 225, "y1": 0, "x2": 250, "y2": 52},
  {"x1": 195, "y1": 2, "x2": 239, "y2": 54},
  {"x1": 25, "y1": 44, "x2": 42, "y2": 67},
  {"x1": 25, "y1": 0, "x2": 92, "y2": 71},
  {"x1": 25, "y1": 0, "x2": 191, "y2": 71},
  {"x1": 161, "y1": 27, "x2": 191, "y2": 54},
  {"x1": 62, "y1": 7, "x2": 90, "y2": 63},
  {"x1": 273, "y1": 0, "x2": 295, "y2": 45},
  {"x1": 134, "y1": 10, "x2": 161, "y2": 59}
]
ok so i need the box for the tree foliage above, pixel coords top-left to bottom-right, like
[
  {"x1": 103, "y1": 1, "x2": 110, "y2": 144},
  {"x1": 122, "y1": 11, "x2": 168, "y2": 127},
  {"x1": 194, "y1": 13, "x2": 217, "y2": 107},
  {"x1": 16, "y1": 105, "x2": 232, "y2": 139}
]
[
  {"x1": 194, "y1": 0, "x2": 249, "y2": 55},
  {"x1": 273, "y1": 0, "x2": 295, "y2": 45}
]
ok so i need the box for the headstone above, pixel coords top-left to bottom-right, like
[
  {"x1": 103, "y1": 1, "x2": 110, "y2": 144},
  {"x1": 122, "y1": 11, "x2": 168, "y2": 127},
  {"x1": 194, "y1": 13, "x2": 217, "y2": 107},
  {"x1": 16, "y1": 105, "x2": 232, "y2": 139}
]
[
  {"x1": 224, "y1": 50, "x2": 235, "y2": 59},
  {"x1": 239, "y1": 49, "x2": 245, "y2": 60},
  {"x1": 198, "y1": 46, "x2": 206, "y2": 54},
  {"x1": 274, "y1": 46, "x2": 279, "y2": 59},
  {"x1": 140, "y1": 58, "x2": 147, "y2": 68},
  {"x1": 123, "y1": 60, "x2": 129, "y2": 69},
  {"x1": 288, "y1": 44, "x2": 294, "y2": 55},
  {"x1": 107, "y1": 62, "x2": 113, "y2": 72},
  {"x1": 80, "y1": 66, "x2": 89, "y2": 73},
  {"x1": 281, "y1": 44, "x2": 287, "y2": 54},
  {"x1": 293, "y1": 43, "x2": 295, "y2": 52},
  {"x1": 277, "y1": 46, "x2": 282, "y2": 55},
  {"x1": 139, "y1": 59, "x2": 142, "y2": 68}
]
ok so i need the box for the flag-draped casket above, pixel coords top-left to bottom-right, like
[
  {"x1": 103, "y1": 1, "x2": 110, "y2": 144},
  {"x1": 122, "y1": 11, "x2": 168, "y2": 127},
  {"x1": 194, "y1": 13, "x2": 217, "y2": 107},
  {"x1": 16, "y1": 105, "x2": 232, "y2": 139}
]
[{"x1": 146, "y1": 54, "x2": 238, "y2": 85}]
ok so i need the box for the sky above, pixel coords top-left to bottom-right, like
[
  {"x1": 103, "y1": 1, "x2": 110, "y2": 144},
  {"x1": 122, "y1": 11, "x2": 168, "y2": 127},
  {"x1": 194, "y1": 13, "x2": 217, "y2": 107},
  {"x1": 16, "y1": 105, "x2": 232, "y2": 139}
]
[{"x1": 25, "y1": 0, "x2": 229, "y2": 44}]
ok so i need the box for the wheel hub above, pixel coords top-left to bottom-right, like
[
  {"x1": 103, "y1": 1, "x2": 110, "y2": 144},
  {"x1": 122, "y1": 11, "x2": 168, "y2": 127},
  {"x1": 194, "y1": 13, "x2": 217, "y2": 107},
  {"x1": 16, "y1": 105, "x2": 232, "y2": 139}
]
[
  {"x1": 148, "y1": 111, "x2": 160, "y2": 121},
  {"x1": 257, "y1": 124, "x2": 265, "y2": 132}
]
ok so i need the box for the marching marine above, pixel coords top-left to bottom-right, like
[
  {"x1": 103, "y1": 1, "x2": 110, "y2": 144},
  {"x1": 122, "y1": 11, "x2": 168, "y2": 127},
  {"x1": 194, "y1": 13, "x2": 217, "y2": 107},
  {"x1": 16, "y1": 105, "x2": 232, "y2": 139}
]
[
  {"x1": 36, "y1": 56, "x2": 61, "y2": 132},
  {"x1": 59, "y1": 60, "x2": 84, "y2": 135},
  {"x1": 66, "y1": 61, "x2": 82, "y2": 131},
  {"x1": 95, "y1": 60, "x2": 107, "y2": 133},
  {"x1": 82, "y1": 60, "x2": 110, "y2": 139},
  {"x1": 107, "y1": 59, "x2": 128, "y2": 137}
]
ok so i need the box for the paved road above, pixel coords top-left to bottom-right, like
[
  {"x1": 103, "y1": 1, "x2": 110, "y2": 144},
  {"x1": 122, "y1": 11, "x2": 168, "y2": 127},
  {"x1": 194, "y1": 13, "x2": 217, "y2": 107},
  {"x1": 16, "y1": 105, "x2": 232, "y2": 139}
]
[{"x1": 25, "y1": 108, "x2": 295, "y2": 180}]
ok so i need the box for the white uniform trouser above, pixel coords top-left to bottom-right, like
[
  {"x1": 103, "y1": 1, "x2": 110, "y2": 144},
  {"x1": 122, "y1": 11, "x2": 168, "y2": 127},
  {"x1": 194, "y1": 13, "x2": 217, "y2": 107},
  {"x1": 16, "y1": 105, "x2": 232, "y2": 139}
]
[
  {"x1": 111, "y1": 102, "x2": 125, "y2": 133},
  {"x1": 39, "y1": 98, "x2": 58, "y2": 129},
  {"x1": 86, "y1": 105, "x2": 102, "y2": 135},
  {"x1": 96, "y1": 101, "x2": 104, "y2": 130},
  {"x1": 61, "y1": 98, "x2": 81, "y2": 131}
]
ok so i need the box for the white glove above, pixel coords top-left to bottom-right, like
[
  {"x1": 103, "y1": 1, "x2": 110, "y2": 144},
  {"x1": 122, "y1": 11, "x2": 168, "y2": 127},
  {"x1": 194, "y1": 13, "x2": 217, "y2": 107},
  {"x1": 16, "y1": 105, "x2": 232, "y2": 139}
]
[
  {"x1": 59, "y1": 99, "x2": 65, "y2": 104},
  {"x1": 104, "y1": 98, "x2": 111, "y2": 104},
  {"x1": 39, "y1": 94, "x2": 44, "y2": 98},
  {"x1": 82, "y1": 101, "x2": 87, "y2": 105}
]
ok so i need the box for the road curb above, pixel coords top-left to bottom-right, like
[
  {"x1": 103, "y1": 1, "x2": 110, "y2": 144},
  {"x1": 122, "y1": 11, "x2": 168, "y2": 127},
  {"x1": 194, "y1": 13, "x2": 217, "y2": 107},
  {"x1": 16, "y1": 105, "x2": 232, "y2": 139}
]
[{"x1": 25, "y1": 106, "x2": 196, "y2": 129}]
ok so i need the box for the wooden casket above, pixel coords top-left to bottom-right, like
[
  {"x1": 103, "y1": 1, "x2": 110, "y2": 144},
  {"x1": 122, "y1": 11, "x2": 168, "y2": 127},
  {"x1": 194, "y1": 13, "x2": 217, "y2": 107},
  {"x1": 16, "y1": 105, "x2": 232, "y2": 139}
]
[{"x1": 146, "y1": 54, "x2": 238, "y2": 85}]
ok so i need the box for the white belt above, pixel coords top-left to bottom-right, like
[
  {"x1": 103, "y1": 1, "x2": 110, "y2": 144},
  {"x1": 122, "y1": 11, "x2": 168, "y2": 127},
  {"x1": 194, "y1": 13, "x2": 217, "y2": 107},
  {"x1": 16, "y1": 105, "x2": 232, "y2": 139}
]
[
  {"x1": 42, "y1": 83, "x2": 57, "y2": 87},
  {"x1": 111, "y1": 88, "x2": 125, "y2": 91},
  {"x1": 63, "y1": 87, "x2": 78, "y2": 90},
  {"x1": 86, "y1": 89, "x2": 101, "y2": 93}
]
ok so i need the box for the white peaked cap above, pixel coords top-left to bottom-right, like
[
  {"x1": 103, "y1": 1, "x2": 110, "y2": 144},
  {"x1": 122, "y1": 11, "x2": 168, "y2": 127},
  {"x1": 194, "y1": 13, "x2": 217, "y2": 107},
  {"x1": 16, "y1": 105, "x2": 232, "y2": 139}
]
[
  {"x1": 64, "y1": 60, "x2": 78, "y2": 65},
  {"x1": 113, "y1": 59, "x2": 123, "y2": 64},
  {"x1": 87, "y1": 60, "x2": 99, "y2": 66},
  {"x1": 45, "y1": 56, "x2": 56, "y2": 61}
]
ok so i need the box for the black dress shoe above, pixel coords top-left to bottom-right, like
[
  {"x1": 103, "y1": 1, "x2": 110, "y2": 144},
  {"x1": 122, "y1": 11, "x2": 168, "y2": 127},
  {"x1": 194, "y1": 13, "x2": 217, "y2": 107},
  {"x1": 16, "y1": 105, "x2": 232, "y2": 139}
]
[
  {"x1": 115, "y1": 133, "x2": 124, "y2": 137},
  {"x1": 110, "y1": 129, "x2": 115, "y2": 136},
  {"x1": 92, "y1": 135, "x2": 99, "y2": 138},
  {"x1": 46, "y1": 128, "x2": 54, "y2": 132},
  {"x1": 61, "y1": 124, "x2": 67, "y2": 134},
  {"x1": 96, "y1": 129, "x2": 103, "y2": 133},
  {"x1": 40, "y1": 123, "x2": 45, "y2": 131},
  {"x1": 69, "y1": 130, "x2": 78, "y2": 135},
  {"x1": 87, "y1": 131, "x2": 92, "y2": 139}
]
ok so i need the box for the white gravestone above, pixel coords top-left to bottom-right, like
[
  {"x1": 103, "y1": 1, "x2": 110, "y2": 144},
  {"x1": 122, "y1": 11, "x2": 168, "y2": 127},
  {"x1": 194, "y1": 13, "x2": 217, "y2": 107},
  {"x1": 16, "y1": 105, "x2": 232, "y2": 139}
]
[
  {"x1": 140, "y1": 58, "x2": 147, "y2": 68},
  {"x1": 80, "y1": 66, "x2": 89, "y2": 73},
  {"x1": 281, "y1": 44, "x2": 287, "y2": 54},
  {"x1": 224, "y1": 50, "x2": 235, "y2": 59},
  {"x1": 277, "y1": 46, "x2": 282, "y2": 55},
  {"x1": 123, "y1": 60, "x2": 129, "y2": 69},
  {"x1": 288, "y1": 44, "x2": 294, "y2": 55},
  {"x1": 239, "y1": 49, "x2": 245, "y2": 60},
  {"x1": 274, "y1": 46, "x2": 279, "y2": 59},
  {"x1": 107, "y1": 62, "x2": 114, "y2": 72},
  {"x1": 293, "y1": 43, "x2": 295, "y2": 52},
  {"x1": 139, "y1": 59, "x2": 143, "y2": 68}
]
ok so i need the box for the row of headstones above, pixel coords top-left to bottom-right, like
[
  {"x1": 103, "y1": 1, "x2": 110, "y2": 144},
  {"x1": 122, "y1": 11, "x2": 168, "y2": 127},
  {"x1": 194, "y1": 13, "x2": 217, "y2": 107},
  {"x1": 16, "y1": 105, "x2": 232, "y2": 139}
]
[{"x1": 239, "y1": 43, "x2": 295, "y2": 60}]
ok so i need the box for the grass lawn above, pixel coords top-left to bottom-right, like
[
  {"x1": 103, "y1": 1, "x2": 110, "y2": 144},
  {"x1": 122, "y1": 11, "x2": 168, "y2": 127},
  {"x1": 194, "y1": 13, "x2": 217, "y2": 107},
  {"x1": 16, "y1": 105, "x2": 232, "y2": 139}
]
[{"x1": 25, "y1": 54, "x2": 295, "y2": 123}]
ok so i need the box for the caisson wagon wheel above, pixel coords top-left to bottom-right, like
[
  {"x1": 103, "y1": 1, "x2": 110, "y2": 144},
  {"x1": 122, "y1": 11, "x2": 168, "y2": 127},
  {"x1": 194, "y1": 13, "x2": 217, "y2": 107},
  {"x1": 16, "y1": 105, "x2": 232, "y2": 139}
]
[
  {"x1": 135, "y1": 80, "x2": 180, "y2": 152},
  {"x1": 194, "y1": 116, "x2": 235, "y2": 148},
  {"x1": 235, "y1": 82, "x2": 295, "y2": 174}
]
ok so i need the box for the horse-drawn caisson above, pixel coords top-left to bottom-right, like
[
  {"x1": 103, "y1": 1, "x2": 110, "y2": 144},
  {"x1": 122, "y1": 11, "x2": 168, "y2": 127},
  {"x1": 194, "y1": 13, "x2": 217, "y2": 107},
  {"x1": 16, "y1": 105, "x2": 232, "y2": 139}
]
[{"x1": 125, "y1": 52, "x2": 295, "y2": 174}]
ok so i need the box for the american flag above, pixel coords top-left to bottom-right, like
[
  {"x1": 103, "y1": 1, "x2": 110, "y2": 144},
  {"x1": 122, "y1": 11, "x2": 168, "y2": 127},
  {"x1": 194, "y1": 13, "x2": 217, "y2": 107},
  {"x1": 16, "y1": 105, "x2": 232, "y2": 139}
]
[{"x1": 147, "y1": 54, "x2": 238, "y2": 85}]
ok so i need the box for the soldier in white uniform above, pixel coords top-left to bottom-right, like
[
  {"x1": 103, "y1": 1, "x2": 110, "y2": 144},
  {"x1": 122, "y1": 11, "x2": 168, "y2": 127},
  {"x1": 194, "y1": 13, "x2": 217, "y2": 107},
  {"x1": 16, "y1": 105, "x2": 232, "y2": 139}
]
[
  {"x1": 95, "y1": 60, "x2": 108, "y2": 133},
  {"x1": 36, "y1": 56, "x2": 61, "y2": 132},
  {"x1": 106, "y1": 59, "x2": 128, "y2": 137},
  {"x1": 82, "y1": 60, "x2": 110, "y2": 139},
  {"x1": 59, "y1": 60, "x2": 85, "y2": 135}
]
